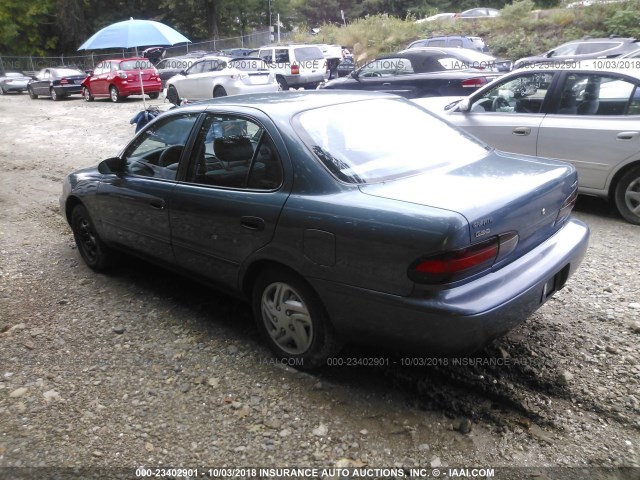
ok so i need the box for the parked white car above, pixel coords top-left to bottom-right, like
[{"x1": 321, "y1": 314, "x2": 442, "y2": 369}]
[
  {"x1": 415, "y1": 61, "x2": 640, "y2": 224},
  {"x1": 258, "y1": 44, "x2": 328, "y2": 90},
  {"x1": 165, "y1": 56, "x2": 279, "y2": 105}
]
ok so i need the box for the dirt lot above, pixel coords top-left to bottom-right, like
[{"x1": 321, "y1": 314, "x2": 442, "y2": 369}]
[{"x1": 0, "y1": 92, "x2": 639, "y2": 479}]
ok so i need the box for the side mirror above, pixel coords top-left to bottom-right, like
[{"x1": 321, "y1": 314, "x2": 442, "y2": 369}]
[
  {"x1": 545, "y1": 50, "x2": 555, "y2": 58},
  {"x1": 98, "y1": 157, "x2": 125, "y2": 174},
  {"x1": 180, "y1": 69, "x2": 188, "y2": 76},
  {"x1": 350, "y1": 70, "x2": 359, "y2": 79},
  {"x1": 458, "y1": 98, "x2": 471, "y2": 112}
]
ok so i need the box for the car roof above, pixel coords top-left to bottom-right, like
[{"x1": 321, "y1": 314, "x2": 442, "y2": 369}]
[
  {"x1": 512, "y1": 59, "x2": 640, "y2": 79},
  {"x1": 174, "y1": 90, "x2": 399, "y2": 118}
]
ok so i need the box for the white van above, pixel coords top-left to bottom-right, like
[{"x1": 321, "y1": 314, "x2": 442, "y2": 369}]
[{"x1": 258, "y1": 44, "x2": 327, "y2": 90}]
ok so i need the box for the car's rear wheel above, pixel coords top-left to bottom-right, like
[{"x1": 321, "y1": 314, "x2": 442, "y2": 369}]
[
  {"x1": 276, "y1": 76, "x2": 288, "y2": 91},
  {"x1": 109, "y1": 85, "x2": 121, "y2": 103},
  {"x1": 50, "y1": 87, "x2": 60, "y2": 101},
  {"x1": 252, "y1": 268, "x2": 341, "y2": 369},
  {"x1": 166, "y1": 85, "x2": 180, "y2": 106},
  {"x1": 213, "y1": 86, "x2": 227, "y2": 98},
  {"x1": 71, "y1": 205, "x2": 117, "y2": 271},
  {"x1": 28, "y1": 87, "x2": 38, "y2": 99},
  {"x1": 148, "y1": 92, "x2": 160, "y2": 99},
  {"x1": 82, "y1": 87, "x2": 93, "y2": 102},
  {"x1": 614, "y1": 166, "x2": 640, "y2": 225}
]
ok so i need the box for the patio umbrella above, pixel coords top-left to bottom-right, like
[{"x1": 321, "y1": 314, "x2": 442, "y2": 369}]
[
  {"x1": 78, "y1": 18, "x2": 191, "y2": 51},
  {"x1": 78, "y1": 18, "x2": 190, "y2": 108}
]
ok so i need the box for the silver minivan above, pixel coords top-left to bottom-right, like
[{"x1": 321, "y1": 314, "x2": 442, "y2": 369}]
[{"x1": 258, "y1": 44, "x2": 328, "y2": 90}]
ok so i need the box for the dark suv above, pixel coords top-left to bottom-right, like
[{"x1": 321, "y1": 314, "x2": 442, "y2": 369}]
[
  {"x1": 514, "y1": 37, "x2": 640, "y2": 69},
  {"x1": 407, "y1": 36, "x2": 488, "y2": 53}
]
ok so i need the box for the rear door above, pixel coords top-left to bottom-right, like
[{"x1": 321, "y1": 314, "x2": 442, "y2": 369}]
[
  {"x1": 538, "y1": 71, "x2": 640, "y2": 190},
  {"x1": 169, "y1": 111, "x2": 289, "y2": 288}
]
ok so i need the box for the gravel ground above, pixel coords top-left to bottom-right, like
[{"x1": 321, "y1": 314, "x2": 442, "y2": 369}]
[{"x1": 0, "y1": 92, "x2": 639, "y2": 479}]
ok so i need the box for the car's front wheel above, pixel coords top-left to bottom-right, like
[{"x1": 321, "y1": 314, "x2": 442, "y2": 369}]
[
  {"x1": 109, "y1": 85, "x2": 121, "y2": 103},
  {"x1": 28, "y1": 87, "x2": 38, "y2": 99},
  {"x1": 0, "y1": 86, "x2": 5, "y2": 95},
  {"x1": 614, "y1": 166, "x2": 640, "y2": 225},
  {"x1": 71, "y1": 204, "x2": 117, "y2": 271},
  {"x1": 252, "y1": 268, "x2": 341, "y2": 369},
  {"x1": 148, "y1": 92, "x2": 160, "y2": 99},
  {"x1": 82, "y1": 87, "x2": 93, "y2": 102},
  {"x1": 166, "y1": 85, "x2": 180, "y2": 106}
]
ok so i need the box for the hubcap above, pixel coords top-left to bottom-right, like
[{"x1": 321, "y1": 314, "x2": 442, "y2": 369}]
[
  {"x1": 624, "y1": 176, "x2": 640, "y2": 218},
  {"x1": 77, "y1": 217, "x2": 97, "y2": 262},
  {"x1": 261, "y1": 282, "x2": 313, "y2": 355},
  {"x1": 110, "y1": 88, "x2": 118, "y2": 102}
]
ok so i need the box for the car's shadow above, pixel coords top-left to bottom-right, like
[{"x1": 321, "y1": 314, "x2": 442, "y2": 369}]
[
  {"x1": 573, "y1": 194, "x2": 622, "y2": 223},
  {"x1": 98, "y1": 253, "x2": 579, "y2": 431}
]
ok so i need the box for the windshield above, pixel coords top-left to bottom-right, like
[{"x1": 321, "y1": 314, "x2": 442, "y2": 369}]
[{"x1": 294, "y1": 98, "x2": 489, "y2": 184}]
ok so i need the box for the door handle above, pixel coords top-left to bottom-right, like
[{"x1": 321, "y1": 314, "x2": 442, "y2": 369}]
[
  {"x1": 616, "y1": 131, "x2": 639, "y2": 141},
  {"x1": 149, "y1": 199, "x2": 165, "y2": 209},
  {"x1": 513, "y1": 127, "x2": 531, "y2": 136},
  {"x1": 382, "y1": 82, "x2": 392, "y2": 86},
  {"x1": 240, "y1": 216, "x2": 265, "y2": 231}
]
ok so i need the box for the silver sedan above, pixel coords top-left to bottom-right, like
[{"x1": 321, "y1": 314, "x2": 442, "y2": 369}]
[{"x1": 415, "y1": 61, "x2": 640, "y2": 224}]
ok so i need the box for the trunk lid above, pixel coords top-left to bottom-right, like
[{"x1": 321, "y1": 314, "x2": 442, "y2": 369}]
[{"x1": 359, "y1": 150, "x2": 577, "y2": 259}]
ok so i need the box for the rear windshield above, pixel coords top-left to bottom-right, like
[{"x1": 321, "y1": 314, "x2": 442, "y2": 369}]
[
  {"x1": 294, "y1": 47, "x2": 324, "y2": 61},
  {"x1": 120, "y1": 60, "x2": 154, "y2": 70},
  {"x1": 54, "y1": 68, "x2": 84, "y2": 77},
  {"x1": 294, "y1": 98, "x2": 489, "y2": 184},
  {"x1": 228, "y1": 58, "x2": 270, "y2": 71}
]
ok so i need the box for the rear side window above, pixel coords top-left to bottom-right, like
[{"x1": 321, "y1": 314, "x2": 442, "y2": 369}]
[
  {"x1": 274, "y1": 49, "x2": 290, "y2": 63},
  {"x1": 428, "y1": 39, "x2": 446, "y2": 47},
  {"x1": 294, "y1": 47, "x2": 324, "y2": 61},
  {"x1": 576, "y1": 42, "x2": 620, "y2": 55}
]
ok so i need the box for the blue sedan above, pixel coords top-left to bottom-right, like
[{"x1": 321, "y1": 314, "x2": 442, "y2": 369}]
[{"x1": 60, "y1": 91, "x2": 589, "y2": 368}]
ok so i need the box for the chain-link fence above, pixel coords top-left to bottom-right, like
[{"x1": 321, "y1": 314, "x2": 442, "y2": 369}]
[{"x1": 0, "y1": 29, "x2": 290, "y2": 75}]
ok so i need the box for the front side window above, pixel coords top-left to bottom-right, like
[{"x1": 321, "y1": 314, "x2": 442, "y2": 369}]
[
  {"x1": 186, "y1": 114, "x2": 283, "y2": 190},
  {"x1": 470, "y1": 72, "x2": 554, "y2": 113},
  {"x1": 294, "y1": 98, "x2": 488, "y2": 184},
  {"x1": 121, "y1": 113, "x2": 200, "y2": 179}
]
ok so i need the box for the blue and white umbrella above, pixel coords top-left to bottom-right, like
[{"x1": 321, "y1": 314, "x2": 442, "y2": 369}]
[{"x1": 78, "y1": 18, "x2": 190, "y2": 51}]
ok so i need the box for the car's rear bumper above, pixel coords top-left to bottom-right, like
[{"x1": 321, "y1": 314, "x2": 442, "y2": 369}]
[
  {"x1": 120, "y1": 81, "x2": 162, "y2": 95},
  {"x1": 285, "y1": 73, "x2": 327, "y2": 88},
  {"x1": 309, "y1": 218, "x2": 589, "y2": 354},
  {"x1": 54, "y1": 85, "x2": 82, "y2": 95}
]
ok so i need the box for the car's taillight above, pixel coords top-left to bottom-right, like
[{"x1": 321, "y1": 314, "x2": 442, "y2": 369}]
[
  {"x1": 291, "y1": 64, "x2": 300, "y2": 75},
  {"x1": 555, "y1": 184, "x2": 578, "y2": 226},
  {"x1": 462, "y1": 77, "x2": 487, "y2": 88},
  {"x1": 60, "y1": 78, "x2": 69, "y2": 85},
  {"x1": 409, "y1": 232, "x2": 519, "y2": 284}
]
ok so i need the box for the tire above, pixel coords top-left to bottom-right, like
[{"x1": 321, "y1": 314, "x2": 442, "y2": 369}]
[
  {"x1": 82, "y1": 87, "x2": 94, "y2": 102},
  {"x1": 252, "y1": 268, "x2": 342, "y2": 369},
  {"x1": 28, "y1": 87, "x2": 38, "y2": 99},
  {"x1": 614, "y1": 166, "x2": 640, "y2": 225},
  {"x1": 148, "y1": 92, "x2": 159, "y2": 99},
  {"x1": 213, "y1": 86, "x2": 227, "y2": 98},
  {"x1": 50, "y1": 88, "x2": 59, "y2": 101},
  {"x1": 276, "y1": 76, "x2": 289, "y2": 91},
  {"x1": 109, "y1": 85, "x2": 121, "y2": 103},
  {"x1": 0, "y1": 86, "x2": 5, "y2": 95},
  {"x1": 71, "y1": 204, "x2": 117, "y2": 271},
  {"x1": 166, "y1": 85, "x2": 180, "y2": 106}
]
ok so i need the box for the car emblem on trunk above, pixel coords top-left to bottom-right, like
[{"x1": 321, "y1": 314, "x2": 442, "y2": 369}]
[{"x1": 541, "y1": 208, "x2": 546, "y2": 216}]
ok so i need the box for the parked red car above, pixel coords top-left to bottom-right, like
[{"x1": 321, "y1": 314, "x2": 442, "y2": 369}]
[{"x1": 81, "y1": 58, "x2": 161, "y2": 102}]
